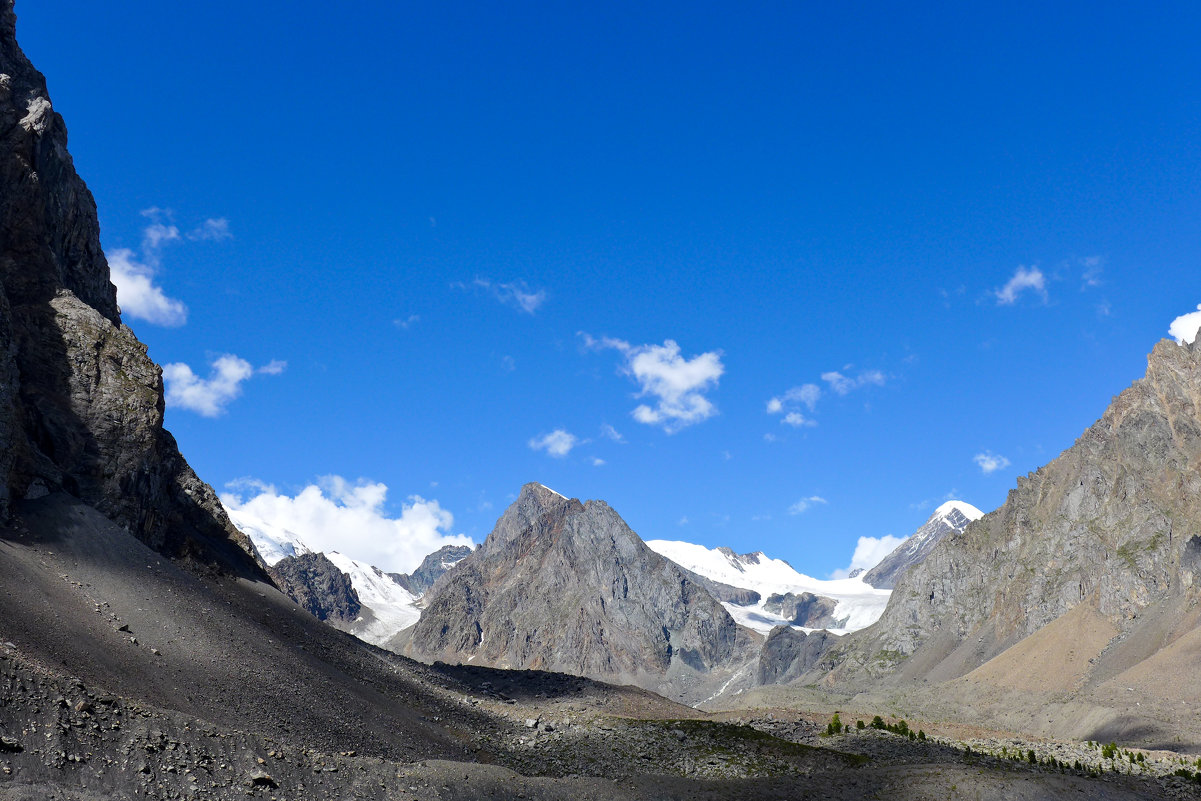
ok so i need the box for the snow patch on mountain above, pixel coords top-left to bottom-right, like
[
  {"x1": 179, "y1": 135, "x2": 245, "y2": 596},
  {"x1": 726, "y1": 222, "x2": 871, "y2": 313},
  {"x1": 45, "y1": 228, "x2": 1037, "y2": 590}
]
[
  {"x1": 224, "y1": 506, "x2": 310, "y2": 565},
  {"x1": 646, "y1": 539, "x2": 891, "y2": 635},
  {"x1": 324, "y1": 552, "x2": 422, "y2": 644}
]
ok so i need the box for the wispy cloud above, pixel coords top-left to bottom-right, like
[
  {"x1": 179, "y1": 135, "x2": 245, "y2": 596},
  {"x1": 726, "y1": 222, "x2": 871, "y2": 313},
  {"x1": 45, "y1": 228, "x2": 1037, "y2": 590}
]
[
  {"x1": 788, "y1": 495, "x2": 827, "y2": 515},
  {"x1": 582, "y1": 334, "x2": 724, "y2": 433},
  {"x1": 528, "y1": 429, "x2": 579, "y2": 457},
  {"x1": 163, "y1": 354, "x2": 283, "y2": 417},
  {"x1": 393, "y1": 314, "x2": 420, "y2": 330},
  {"x1": 995, "y1": 266, "x2": 1047, "y2": 305},
  {"x1": 600, "y1": 424, "x2": 625, "y2": 443},
  {"x1": 1169, "y1": 304, "x2": 1201, "y2": 345},
  {"x1": 821, "y1": 369, "x2": 885, "y2": 396},
  {"x1": 973, "y1": 451, "x2": 1011, "y2": 474},
  {"x1": 187, "y1": 217, "x2": 232, "y2": 242},
  {"x1": 460, "y1": 277, "x2": 547, "y2": 314}
]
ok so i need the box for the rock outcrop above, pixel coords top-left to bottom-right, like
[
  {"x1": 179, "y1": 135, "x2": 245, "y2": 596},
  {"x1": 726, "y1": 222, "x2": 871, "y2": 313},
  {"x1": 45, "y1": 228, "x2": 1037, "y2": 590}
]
[
  {"x1": 817, "y1": 338, "x2": 1201, "y2": 690},
  {"x1": 271, "y1": 552, "x2": 362, "y2": 623},
  {"x1": 862, "y1": 501, "x2": 983, "y2": 589},
  {"x1": 762, "y1": 592, "x2": 842, "y2": 628},
  {"x1": 389, "y1": 543, "x2": 473, "y2": 596},
  {"x1": 757, "y1": 626, "x2": 836, "y2": 685},
  {"x1": 0, "y1": 2, "x2": 260, "y2": 575},
  {"x1": 408, "y1": 483, "x2": 756, "y2": 700}
]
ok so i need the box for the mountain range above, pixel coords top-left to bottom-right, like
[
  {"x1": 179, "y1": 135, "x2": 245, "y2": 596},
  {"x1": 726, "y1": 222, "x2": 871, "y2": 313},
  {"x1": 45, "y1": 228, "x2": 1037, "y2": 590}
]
[{"x1": 1, "y1": 2, "x2": 1196, "y2": 797}]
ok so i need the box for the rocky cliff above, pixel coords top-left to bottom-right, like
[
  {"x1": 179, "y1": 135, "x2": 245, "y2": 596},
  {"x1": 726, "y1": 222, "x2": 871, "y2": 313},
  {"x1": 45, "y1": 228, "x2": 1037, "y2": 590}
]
[
  {"x1": 817, "y1": 338, "x2": 1201, "y2": 691},
  {"x1": 0, "y1": 1, "x2": 259, "y2": 574},
  {"x1": 408, "y1": 483, "x2": 758, "y2": 701}
]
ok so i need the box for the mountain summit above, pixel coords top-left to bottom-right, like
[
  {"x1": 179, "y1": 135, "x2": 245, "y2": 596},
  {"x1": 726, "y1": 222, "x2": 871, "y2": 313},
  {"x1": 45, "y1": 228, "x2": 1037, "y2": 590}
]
[
  {"x1": 862, "y1": 500, "x2": 984, "y2": 589},
  {"x1": 408, "y1": 483, "x2": 756, "y2": 701}
]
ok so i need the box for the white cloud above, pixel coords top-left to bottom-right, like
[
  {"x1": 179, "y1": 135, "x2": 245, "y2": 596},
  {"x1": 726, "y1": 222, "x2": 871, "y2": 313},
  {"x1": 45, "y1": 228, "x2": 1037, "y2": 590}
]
[
  {"x1": 830, "y1": 534, "x2": 907, "y2": 579},
  {"x1": 528, "y1": 429, "x2": 578, "y2": 457},
  {"x1": 821, "y1": 369, "x2": 885, "y2": 396},
  {"x1": 591, "y1": 457, "x2": 606, "y2": 466},
  {"x1": 1169, "y1": 304, "x2": 1201, "y2": 345},
  {"x1": 973, "y1": 451, "x2": 1011, "y2": 474},
  {"x1": 109, "y1": 248, "x2": 188, "y2": 326},
  {"x1": 788, "y1": 496, "x2": 827, "y2": 515},
  {"x1": 393, "y1": 314, "x2": 420, "y2": 330},
  {"x1": 782, "y1": 412, "x2": 815, "y2": 428},
  {"x1": 163, "y1": 354, "x2": 282, "y2": 417},
  {"x1": 221, "y1": 476, "x2": 471, "y2": 574},
  {"x1": 187, "y1": 218, "x2": 232, "y2": 241},
  {"x1": 1081, "y1": 256, "x2": 1103, "y2": 289},
  {"x1": 110, "y1": 208, "x2": 231, "y2": 327},
  {"x1": 995, "y1": 266, "x2": 1047, "y2": 305},
  {"x1": 678, "y1": 516, "x2": 689, "y2": 525},
  {"x1": 768, "y1": 383, "x2": 821, "y2": 414},
  {"x1": 466, "y1": 278, "x2": 547, "y2": 314},
  {"x1": 582, "y1": 334, "x2": 724, "y2": 433}
]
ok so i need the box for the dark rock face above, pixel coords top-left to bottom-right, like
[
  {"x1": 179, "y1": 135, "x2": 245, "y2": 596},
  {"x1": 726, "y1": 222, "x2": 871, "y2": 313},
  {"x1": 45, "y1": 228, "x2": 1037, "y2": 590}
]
[
  {"x1": 272, "y1": 552, "x2": 362, "y2": 623},
  {"x1": 389, "y1": 544, "x2": 473, "y2": 596},
  {"x1": 0, "y1": 1, "x2": 259, "y2": 575},
  {"x1": 862, "y1": 504, "x2": 979, "y2": 590},
  {"x1": 677, "y1": 565, "x2": 761, "y2": 606},
  {"x1": 757, "y1": 626, "x2": 835, "y2": 685},
  {"x1": 762, "y1": 592, "x2": 841, "y2": 628},
  {"x1": 408, "y1": 484, "x2": 744, "y2": 690},
  {"x1": 819, "y1": 338, "x2": 1201, "y2": 685}
]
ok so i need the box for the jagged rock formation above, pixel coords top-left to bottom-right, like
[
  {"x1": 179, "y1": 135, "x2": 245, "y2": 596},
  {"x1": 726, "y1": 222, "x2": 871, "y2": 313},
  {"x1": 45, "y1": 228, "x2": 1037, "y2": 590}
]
[
  {"x1": 862, "y1": 501, "x2": 983, "y2": 589},
  {"x1": 271, "y1": 552, "x2": 362, "y2": 623},
  {"x1": 762, "y1": 592, "x2": 841, "y2": 628},
  {"x1": 816, "y1": 338, "x2": 1201, "y2": 701},
  {"x1": 408, "y1": 483, "x2": 757, "y2": 700},
  {"x1": 0, "y1": 4, "x2": 259, "y2": 574},
  {"x1": 757, "y1": 627, "x2": 836, "y2": 685},
  {"x1": 389, "y1": 543, "x2": 473, "y2": 596}
]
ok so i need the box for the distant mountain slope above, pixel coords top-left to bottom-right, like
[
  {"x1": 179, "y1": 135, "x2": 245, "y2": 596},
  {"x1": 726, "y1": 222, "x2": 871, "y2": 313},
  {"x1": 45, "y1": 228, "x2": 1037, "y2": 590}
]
[
  {"x1": 229, "y1": 504, "x2": 424, "y2": 645},
  {"x1": 389, "y1": 543, "x2": 473, "y2": 595},
  {"x1": 645, "y1": 540, "x2": 890, "y2": 635},
  {"x1": 807, "y1": 338, "x2": 1201, "y2": 744},
  {"x1": 408, "y1": 483, "x2": 759, "y2": 702},
  {"x1": 862, "y1": 500, "x2": 983, "y2": 589}
]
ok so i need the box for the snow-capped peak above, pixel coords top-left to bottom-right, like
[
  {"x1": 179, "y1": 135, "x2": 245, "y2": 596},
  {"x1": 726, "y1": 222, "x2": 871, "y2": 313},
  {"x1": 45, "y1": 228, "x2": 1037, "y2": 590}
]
[
  {"x1": 933, "y1": 500, "x2": 984, "y2": 521},
  {"x1": 536, "y1": 483, "x2": 567, "y2": 499}
]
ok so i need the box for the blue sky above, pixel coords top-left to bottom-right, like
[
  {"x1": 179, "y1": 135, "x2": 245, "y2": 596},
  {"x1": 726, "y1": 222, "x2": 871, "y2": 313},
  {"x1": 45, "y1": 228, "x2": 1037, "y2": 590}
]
[{"x1": 16, "y1": 1, "x2": 1201, "y2": 574}]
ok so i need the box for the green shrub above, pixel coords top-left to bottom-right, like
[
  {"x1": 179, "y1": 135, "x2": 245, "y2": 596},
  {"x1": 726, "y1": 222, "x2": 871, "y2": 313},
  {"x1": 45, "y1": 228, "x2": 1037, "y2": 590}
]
[
  {"x1": 825, "y1": 713, "x2": 842, "y2": 736},
  {"x1": 1027, "y1": 749, "x2": 1037, "y2": 764},
  {"x1": 917, "y1": 730, "x2": 926, "y2": 741},
  {"x1": 856, "y1": 720, "x2": 865, "y2": 730},
  {"x1": 871, "y1": 715, "x2": 885, "y2": 730}
]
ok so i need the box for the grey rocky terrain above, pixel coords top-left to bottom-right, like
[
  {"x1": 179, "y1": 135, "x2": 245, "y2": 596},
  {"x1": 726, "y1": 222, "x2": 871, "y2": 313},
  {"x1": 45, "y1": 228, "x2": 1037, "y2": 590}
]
[
  {"x1": 745, "y1": 336, "x2": 1201, "y2": 750},
  {"x1": 762, "y1": 592, "x2": 843, "y2": 628}
]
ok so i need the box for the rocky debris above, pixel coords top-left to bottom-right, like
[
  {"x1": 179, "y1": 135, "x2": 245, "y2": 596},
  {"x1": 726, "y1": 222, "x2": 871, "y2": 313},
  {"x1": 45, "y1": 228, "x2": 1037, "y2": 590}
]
[
  {"x1": 0, "y1": 0, "x2": 262, "y2": 577},
  {"x1": 408, "y1": 483, "x2": 755, "y2": 701},
  {"x1": 862, "y1": 501, "x2": 983, "y2": 589},
  {"x1": 389, "y1": 544, "x2": 474, "y2": 596},
  {"x1": 270, "y1": 552, "x2": 362, "y2": 623},
  {"x1": 762, "y1": 592, "x2": 842, "y2": 628},
  {"x1": 757, "y1": 627, "x2": 836, "y2": 685}
]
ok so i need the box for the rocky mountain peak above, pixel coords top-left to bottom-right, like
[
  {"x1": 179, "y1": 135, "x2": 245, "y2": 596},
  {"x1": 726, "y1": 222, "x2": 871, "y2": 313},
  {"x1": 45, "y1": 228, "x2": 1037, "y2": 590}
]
[
  {"x1": 408, "y1": 485, "x2": 753, "y2": 701},
  {"x1": 862, "y1": 499, "x2": 983, "y2": 589}
]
